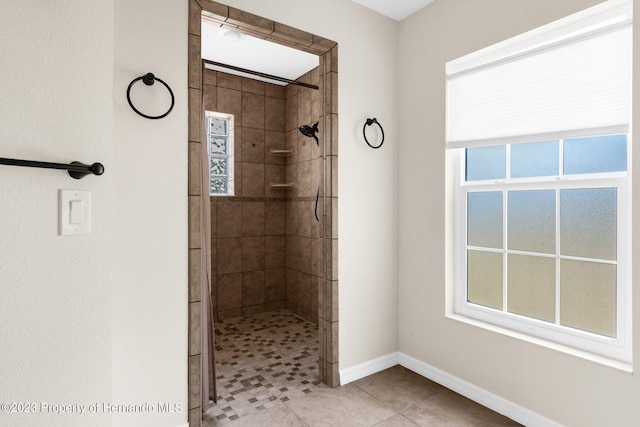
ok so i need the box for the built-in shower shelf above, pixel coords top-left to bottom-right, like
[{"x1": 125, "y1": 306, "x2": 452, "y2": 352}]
[
  {"x1": 269, "y1": 182, "x2": 294, "y2": 190},
  {"x1": 269, "y1": 149, "x2": 294, "y2": 157}
]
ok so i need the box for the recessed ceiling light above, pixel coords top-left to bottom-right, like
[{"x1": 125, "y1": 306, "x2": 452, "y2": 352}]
[{"x1": 218, "y1": 28, "x2": 245, "y2": 43}]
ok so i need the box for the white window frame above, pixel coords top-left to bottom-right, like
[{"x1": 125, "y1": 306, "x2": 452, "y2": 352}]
[
  {"x1": 446, "y1": 0, "x2": 633, "y2": 368},
  {"x1": 453, "y1": 137, "x2": 631, "y2": 364}
]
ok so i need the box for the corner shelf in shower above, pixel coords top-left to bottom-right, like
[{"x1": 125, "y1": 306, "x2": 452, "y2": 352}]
[
  {"x1": 269, "y1": 182, "x2": 295, "y2": 190},
  {"x1": 269, "y1": 149, "x2": 294, "y2": 157}
]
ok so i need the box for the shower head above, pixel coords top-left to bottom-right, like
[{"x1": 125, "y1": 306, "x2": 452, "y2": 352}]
[{"x1": 299, "y1": 122, "x2": 319, "y2": 145}]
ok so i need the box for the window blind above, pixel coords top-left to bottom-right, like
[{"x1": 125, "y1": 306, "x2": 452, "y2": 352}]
[{"x1": 446, "y1": 1, "x2": 632, "y2": 148}]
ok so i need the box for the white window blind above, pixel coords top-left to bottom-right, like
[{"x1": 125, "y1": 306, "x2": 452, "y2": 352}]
[{"x1": 446, "y1": 1, "x2": 632, "y2": 148}]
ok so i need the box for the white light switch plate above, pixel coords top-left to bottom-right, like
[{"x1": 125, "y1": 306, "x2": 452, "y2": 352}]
[{"x1": 59, "y1": 190, "x2": 91, "y2": 235}]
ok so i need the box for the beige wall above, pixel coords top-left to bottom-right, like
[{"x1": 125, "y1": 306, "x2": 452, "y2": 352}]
[
  {"x1": 398, "y1": 1, "x2": 640, "y2": 426},
  {"x1": 0, "y1": 1, "x2": 113, "y2": 426},
  {"x1": 113, "y1": 0, "x2": 188, "y2": 426}
]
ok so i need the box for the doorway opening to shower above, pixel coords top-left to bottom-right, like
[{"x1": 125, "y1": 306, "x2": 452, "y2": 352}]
[{"x1": 187, "y1": 1, "x2": 339, "y2": 424}]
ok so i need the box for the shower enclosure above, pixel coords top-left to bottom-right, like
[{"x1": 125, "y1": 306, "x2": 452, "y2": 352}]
[
  {"x1": 187, "y1": 2, "x2": 340, "y2": 422},
  {"x1": 205, "y1": 66, "x2": 322, "y2": 324}
]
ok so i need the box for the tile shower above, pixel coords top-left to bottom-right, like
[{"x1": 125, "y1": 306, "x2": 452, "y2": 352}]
[
  {"x1": 205, "y1": 68, "x2": 322, "y2": 325},
  {"x1": 189, "y1": 3, "x2": 339, "y2": 421}
]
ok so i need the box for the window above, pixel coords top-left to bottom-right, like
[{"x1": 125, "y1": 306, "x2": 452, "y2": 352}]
[
  {"x1": 447, "y1": 1, "x2": 632, "y2": 364},
  {"x1": 206, "y1": 112, "x2": 234, "y2": 196}
]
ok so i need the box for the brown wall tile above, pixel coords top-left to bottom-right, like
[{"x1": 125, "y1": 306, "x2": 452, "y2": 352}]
[
  {"x1": 189, "y1": 196, "x2": 201, "y2": 249},
  {"x1": 188, "y1": 355, "x2": 201, "y2": 410},
  {"x1": 298, "y1": 237, "x2": 312, "y2": 275},
  {"x1": 265, "y1": 83, "x2": 286, "y2": 99},
  {"x1": 242, "y1": 77, "x2": 265, "y2": 95},
  {"x1": 265, "y1": 97, "x2": 286, "y2": 131},
  {"x1": 217, "y1": 87, "x2": 242, "y2": 123},
  {"x1": 204, "y1": 68, "x2": 217, "y2": 86},
  {"x1": 265, "y1": 131, "x2": 286, "y2": 164},
  {"x1": 286, "y1": 268, "x2": 298, "y2": 305},
  {"x1": 189, "y1": 88, "x2": 202, "y2": 142},
  {"x1": 217, "y1": 72, "x2": 242, "y2": 90},
  {"x1": 219, "y1": 308, "x2": 243, "y2": 320},
  {"x1": 265, "y1": 201, "x2": 285, "y2": 235},
  {"x1": 243, "y1": 270, "x2": 265, "y2": 306},
  {"x1": 217, "y1": 237, "x2": 242, "y2": 274},
  {"x1": 241, "y1": 163, "x2": 265, "y2": 197},
  {"x1": 266, "y1": 268, "x2": 285, "y2": 302},
  {"x1": 265, "y1": 164, "x2": 286, "y2": 197},
  {"x1": 189, "y1": 302, "x2": 202, "y2": 355},
  {"x1": 204, "y1": 83, "x2": 217, "y2": 111},
  {"x1": 241, "y1": 201, "x2": 265, "y2": 236},
  {"x1": 286, "y1": 96, "x2": 298, "y2": 131},
  {"x1": 216, "y1": 201, "x2": 242, "y2": 237},
  {"x1": 241, "y1": 127, "x2": 265, "y2": 163},
  {"x1": 189, "y1": 142, "x2": 202, "y2": 196},
  {"x1": 266, "y1": 300, "x2": 285, "y2": 311},
  {"x1": 265, "y1": 236, "x2": 285, "y2": 268},
  {"x1": 189, "y1": 34, "x2": 202, "y2": 90},
  {"x1": 242, "y1": 236, "x2": 265, "y2": 271},
  {"x1": 227, "y1": 7, "x2": 274, "y2": 35},
  {"x1": 242, "y1": 92, "x2": 265, "y2": 128},
  {"x1": 189, "y1": 248, "x2": 202, "y2": 303},
  {"x1": 218, "y1": 273, "x2": 242, "y2": 311}
]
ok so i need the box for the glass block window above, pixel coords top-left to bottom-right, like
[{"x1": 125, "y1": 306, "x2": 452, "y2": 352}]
[{"x1": 206, "y1": 112, "x2": 234, "y2": 196}]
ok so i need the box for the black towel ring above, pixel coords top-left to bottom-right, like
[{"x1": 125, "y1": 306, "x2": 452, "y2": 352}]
[
  {"x1": 126, "y1": 73, "x2": 175, "y2": 120},
  {"x1": 363, "y1": 118, "x2": 384, "y2": 149}
]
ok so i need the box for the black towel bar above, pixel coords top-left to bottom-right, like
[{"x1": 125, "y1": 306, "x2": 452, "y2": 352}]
[{"x1": 0, "y1": 157, "x2": 104, "y2": 179}]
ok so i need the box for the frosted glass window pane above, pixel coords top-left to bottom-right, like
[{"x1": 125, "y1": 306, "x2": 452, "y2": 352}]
[
  {"x1": 560, "y1": 260, "x2": 616, "y2": 337},
  {"x1": 507, "y1": 254, "x2": 555, "y2": 323},
  {"x1": 209, "y1": 117, "x2": 227, "y2": 135},
  {"x1": 210, "y1": 136, "x2": 228, "y2": 155},
  {"x1": 467, "y1": 192, "x2": 503, "y2": 249},
  {"x1": 563, "y1": 134, "x2": 627, "y2": 175},
  {"x1": 210, "y1": 157, "x2": 227, "y2": 175},
  {"x1": 468, "y1": 250, "x2": 503, "y2": 310},
  {"x1": 511, "y1": 140, "x2": 559, "y2": 178},
  {"x1": 508, "y1": 190, "x2": 555, "y2": 254},
  {"x1": 466, "y1": 145, "x2": 506, "y2": 181},
  {"x1": 560, "y1": 188, "x2": 616, "y2": 260},
  {"x1": 210, "y1": 177, "x2": 227, "y2": 195}
]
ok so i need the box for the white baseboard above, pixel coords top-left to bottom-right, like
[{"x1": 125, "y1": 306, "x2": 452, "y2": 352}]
[
  {"x1": 339, "y1": 351, "x2": 560, "y2": 426},
  {"x1": 339, "y1": 352, "x2": 400, "y2": 385},
  {"x1": 398, "y1": 352, "x2": 562, "y2": 427}
]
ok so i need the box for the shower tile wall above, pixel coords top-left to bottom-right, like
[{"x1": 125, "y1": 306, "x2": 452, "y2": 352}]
[
  {"x1": 206, "y1": 67, "x2": 322, "y2": 324},
  {"x1": 206, "y1": 69, "x2": 288, "y2": 320},
  {"x1": 285, "y1": 68, "x2": 321, "y2": 323}
]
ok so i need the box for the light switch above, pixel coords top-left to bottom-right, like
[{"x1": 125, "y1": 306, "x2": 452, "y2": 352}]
[
  {"x1": 70, "y1": 200, "x2": 83, "y2": 225},
  {"x1": 59, "y1": 190, "x2": 91, "y2": 235}
]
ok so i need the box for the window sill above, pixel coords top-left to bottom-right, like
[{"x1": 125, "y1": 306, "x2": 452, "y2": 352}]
[{"x1": 445, "y1": 312, "x2": 633, "y2": 373}]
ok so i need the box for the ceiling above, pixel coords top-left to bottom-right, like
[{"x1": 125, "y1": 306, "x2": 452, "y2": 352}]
[
  {"x1": 201, "y1": 1, "x2": 435, "y2": 86},
  {"x1": 352, "y1": 0, "x2": 436, "y2": 21},
  {"x1": 201, "y1": 18, "x2": 319, "y2": 86}
]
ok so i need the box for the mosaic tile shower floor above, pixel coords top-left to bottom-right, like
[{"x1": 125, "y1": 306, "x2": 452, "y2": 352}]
[{"x1": 203, "y1": 309, "x2": 324, "y2": 426}]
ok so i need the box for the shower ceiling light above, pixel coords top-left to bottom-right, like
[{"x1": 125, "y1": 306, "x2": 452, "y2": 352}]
[{"x1": 218, "y1": 28, "x2": 245, "y2": 43}]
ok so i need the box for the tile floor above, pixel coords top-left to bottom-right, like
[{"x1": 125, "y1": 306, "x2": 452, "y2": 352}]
[{"x1": 203, "y1": 310, "x2": 521, "y2": 427}]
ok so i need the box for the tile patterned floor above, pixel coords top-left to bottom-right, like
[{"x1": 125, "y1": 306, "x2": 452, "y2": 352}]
[
  {"x1": 203, "y1": 309, "x2": 521, "y2": 427},
  {"x1": 203, "y1": 310, "x2": 324, "y2": 425}
]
